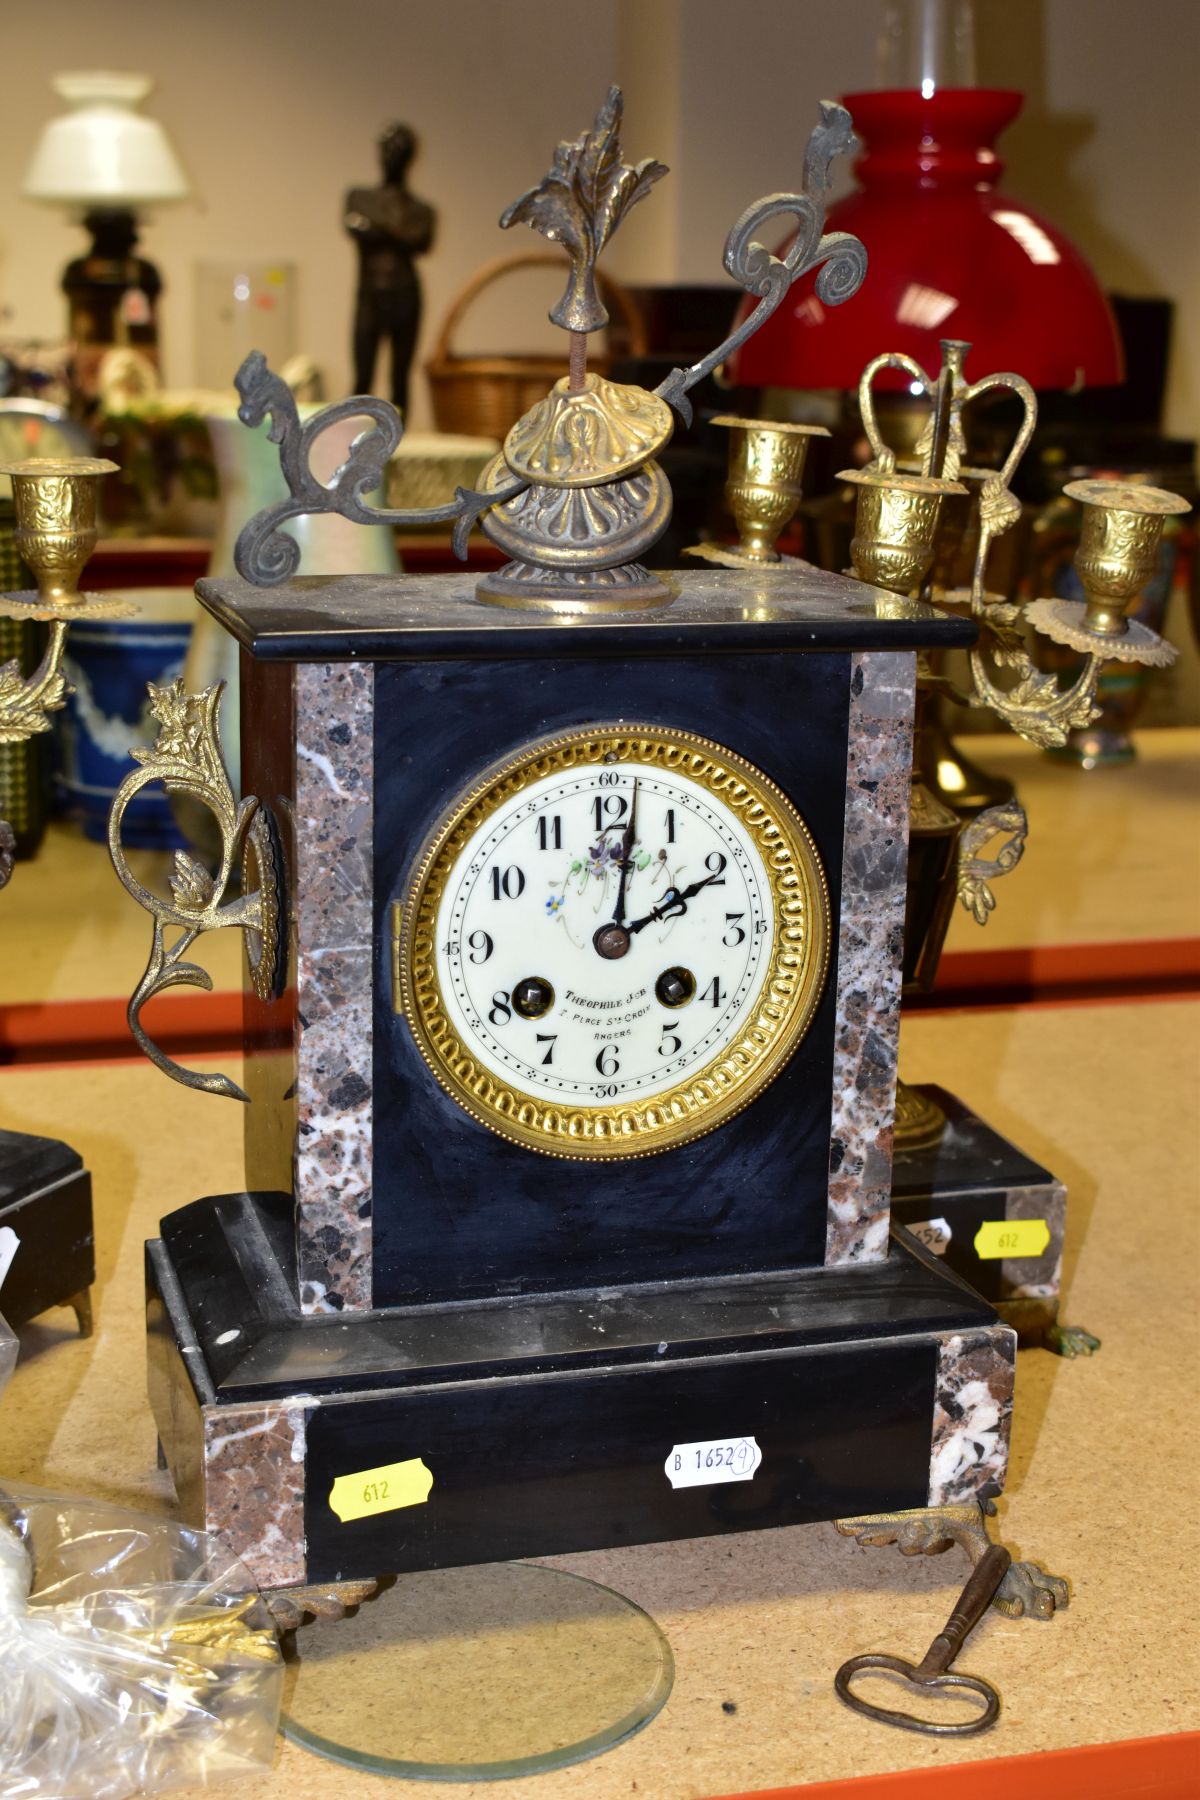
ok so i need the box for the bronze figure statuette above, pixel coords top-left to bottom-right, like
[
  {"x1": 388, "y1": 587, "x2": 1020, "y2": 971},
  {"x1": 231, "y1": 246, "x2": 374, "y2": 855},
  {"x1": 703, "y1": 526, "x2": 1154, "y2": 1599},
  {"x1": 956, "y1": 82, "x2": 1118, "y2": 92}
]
[
  {"x1": 345, "y1": 121, "x2": 435, "y2": 419},
  {"x1": 230, "y1": 89, "x2": 867, "y2": 613}
]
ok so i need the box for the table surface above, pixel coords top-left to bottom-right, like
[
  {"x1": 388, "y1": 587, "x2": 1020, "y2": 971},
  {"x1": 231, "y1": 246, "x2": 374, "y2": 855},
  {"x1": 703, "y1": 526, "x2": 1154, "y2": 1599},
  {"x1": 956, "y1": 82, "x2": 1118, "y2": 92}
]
[
  {"x1": 2, "y1": 993, "x2": 1196, "y2": 1799},
  {"x1": 2, "y1": 728, "x2": 1197, "y2": 1012}
]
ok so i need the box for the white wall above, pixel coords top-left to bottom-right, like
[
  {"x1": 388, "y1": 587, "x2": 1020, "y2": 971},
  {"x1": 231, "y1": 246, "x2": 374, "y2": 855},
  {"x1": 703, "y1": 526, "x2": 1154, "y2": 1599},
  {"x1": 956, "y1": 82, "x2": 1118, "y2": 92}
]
[
  {"x1": 0, "y1": 0, "x2": 623, "y2": 423},
  {"x1": 0, "y1": 0, "x2": 1196, "y2": 437}
]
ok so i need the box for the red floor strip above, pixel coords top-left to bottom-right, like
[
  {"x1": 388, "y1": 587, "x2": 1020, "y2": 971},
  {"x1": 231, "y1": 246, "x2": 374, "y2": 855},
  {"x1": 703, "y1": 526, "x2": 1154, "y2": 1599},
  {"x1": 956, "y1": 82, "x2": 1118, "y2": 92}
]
[
  {"x1": 707, "y1": 1727, "x2": 1198, "y2": 1800},
  {"x1": 1, "y1": 939, "x2": 1196, "y2": 1066}
]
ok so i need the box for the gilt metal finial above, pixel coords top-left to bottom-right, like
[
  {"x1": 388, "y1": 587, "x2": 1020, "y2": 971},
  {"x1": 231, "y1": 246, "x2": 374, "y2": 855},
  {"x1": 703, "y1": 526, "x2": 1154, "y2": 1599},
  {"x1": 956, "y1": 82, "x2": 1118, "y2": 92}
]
[
  {"x1": 499, "y1": 86, "x2": 668, "y2": 335},
  {"x1": 231, "y1": 95, "x2": 867, "y2": 610}
]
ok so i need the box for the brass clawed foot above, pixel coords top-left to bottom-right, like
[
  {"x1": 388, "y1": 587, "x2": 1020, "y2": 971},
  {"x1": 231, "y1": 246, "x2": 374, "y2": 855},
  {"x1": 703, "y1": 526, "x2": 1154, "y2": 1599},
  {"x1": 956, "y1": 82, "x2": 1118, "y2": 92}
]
[
  {"x1": 1045, "y1": 1322, "x2": 1101, "y2": 1359},
  {"x1": 266, "y1": 1576, "x2": 381, "y2": 1632},
  {"x1": 835, "y1": 1498, "x2": 1069, "y2": 1621}
]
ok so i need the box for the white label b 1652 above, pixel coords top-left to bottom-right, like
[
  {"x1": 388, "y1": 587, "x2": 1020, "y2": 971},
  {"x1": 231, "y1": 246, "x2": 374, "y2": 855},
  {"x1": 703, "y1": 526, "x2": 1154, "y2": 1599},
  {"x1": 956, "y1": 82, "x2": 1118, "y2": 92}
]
[
  {"x1": 664, "y1": 1437, "x2": 762, "y2": 1489},
  {"x1": 908, "y1": 1217, "x2": 952, "y2": 1255}
]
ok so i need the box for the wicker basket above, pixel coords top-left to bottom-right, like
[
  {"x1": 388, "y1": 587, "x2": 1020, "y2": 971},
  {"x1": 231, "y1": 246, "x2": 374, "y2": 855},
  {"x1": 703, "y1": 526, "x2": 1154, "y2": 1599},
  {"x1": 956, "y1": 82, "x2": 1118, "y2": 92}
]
[{"x1": 426, "y1": 251, "x2": 648, "y2": 441}]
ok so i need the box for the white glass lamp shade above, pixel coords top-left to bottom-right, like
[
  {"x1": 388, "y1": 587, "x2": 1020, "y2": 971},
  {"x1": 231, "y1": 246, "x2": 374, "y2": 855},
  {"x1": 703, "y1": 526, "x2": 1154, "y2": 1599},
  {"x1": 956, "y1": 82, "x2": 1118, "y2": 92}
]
[{"x1": 23, "y1": 73, "x2": 189, "y2": 207}]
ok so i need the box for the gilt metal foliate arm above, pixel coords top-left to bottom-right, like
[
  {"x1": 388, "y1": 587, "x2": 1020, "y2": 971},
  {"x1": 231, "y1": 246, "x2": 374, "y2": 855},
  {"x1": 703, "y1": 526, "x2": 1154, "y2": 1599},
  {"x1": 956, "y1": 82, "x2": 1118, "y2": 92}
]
[
  {"x1": 956, "y1": 801, "x2": 1028, "y2": 925},
  {"x1": 107, "y1": 680, "x2": 286, "y2": 1100}
]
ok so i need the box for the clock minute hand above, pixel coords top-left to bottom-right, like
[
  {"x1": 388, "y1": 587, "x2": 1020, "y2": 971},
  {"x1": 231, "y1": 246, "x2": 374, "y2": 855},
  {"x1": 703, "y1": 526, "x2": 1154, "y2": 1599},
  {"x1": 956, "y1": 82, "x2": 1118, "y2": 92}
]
[
  {"x1": 611, "y1": 778, "x2": 640, "y2": 925},
  {"x1": 627, "y1": 871, "x2": 719, "y2": 936}
]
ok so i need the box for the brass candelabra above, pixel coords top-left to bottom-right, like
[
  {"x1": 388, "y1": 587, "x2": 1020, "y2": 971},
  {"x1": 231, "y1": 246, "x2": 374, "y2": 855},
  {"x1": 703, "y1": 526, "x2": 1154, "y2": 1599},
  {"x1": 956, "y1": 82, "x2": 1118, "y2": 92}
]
[
  {"x1": 0, "y1": 456, "x2": 126, "y2": 886},
  {"x1": 842, "y1": 339, "x2": 1189, "y2": 1146}
]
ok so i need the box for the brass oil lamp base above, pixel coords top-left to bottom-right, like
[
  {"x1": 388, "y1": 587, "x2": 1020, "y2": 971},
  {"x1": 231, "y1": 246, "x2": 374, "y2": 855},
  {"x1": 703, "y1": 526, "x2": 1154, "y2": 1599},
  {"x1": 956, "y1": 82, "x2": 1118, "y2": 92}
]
[{"x1": 892, "y1": 1076, "x2": 949, "y2": 1152}]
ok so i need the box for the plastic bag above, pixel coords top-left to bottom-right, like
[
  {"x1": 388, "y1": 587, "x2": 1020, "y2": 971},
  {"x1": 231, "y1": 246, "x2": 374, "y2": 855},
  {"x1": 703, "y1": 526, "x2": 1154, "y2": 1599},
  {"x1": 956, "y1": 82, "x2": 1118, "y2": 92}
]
[
  {"x1": 0, "y1": 1483, "x2": 283, "y2": 1799},
  {"x1": 0, "y1": 1312, "x2": 14, "y2": 1402}
]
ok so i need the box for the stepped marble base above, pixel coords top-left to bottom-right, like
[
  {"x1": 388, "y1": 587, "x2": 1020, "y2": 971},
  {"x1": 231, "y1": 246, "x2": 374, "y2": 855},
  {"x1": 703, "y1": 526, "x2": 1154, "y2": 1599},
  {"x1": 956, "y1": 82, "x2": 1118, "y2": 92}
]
[{"x1": 147, "y1": 1192, "x2": 1016, "y2": 1595}]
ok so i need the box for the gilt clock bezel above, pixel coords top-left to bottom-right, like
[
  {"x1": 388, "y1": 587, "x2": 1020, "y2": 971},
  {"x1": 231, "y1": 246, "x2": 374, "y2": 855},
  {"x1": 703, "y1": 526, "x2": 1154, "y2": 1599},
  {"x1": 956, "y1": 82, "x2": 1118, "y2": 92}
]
[{"x1": 392, "y1": 722, "x2": 831, "y2": 1161}]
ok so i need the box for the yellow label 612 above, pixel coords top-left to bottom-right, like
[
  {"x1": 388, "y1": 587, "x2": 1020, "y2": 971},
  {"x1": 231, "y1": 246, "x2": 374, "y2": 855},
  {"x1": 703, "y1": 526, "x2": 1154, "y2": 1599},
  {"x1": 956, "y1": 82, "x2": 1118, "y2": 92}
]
[
  {"x1": 328, "y1": 1457, "x2": 434, "y2": 1523},
  {"x1": 974, "y1": 1219, "x2": 1050, "y2": 1260}
]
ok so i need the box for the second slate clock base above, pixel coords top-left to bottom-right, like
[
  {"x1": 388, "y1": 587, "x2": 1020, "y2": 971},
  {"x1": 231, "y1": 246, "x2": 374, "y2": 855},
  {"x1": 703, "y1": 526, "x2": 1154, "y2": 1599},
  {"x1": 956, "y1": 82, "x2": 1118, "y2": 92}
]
[
  {"x1": 890, "y1": 1085, "x2": 1069, "y2": 1346},
  {"x1": 0, "y1": 1129, "x2": 95, "y2": 1335},
  {"x1": 146, "y1": 1192, "x2": 1015, "y2": 1594}
]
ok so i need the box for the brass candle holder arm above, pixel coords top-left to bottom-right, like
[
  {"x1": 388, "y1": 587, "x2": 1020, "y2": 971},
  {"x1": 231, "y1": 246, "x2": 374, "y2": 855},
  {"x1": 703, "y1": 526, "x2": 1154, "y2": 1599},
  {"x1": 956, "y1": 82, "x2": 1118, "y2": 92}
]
[
  {"x1": 108, "y1": 680, "x2": 286, "y2": 1100},
  {"x1": 965, "y1": 634, "x2": 1103, "y2": 751},
  {"x1": 965, "y1": 478, "x2": 1188, "y2": 750},
  {"x1": 857, "y1": 340, "x2": 1180, "y2": 751},
  {"x1": 0, "y1": 455, "x2": 127, "y2": 890},
  {"x1": 0, "y1": 620, "x2": 69, "y2": 745}
]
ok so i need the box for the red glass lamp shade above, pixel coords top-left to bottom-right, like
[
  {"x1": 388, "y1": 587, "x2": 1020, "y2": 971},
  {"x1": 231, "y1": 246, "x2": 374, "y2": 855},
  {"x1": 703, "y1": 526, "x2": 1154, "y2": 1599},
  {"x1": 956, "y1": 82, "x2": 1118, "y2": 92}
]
[{"x1": 731, "y1": 89, "x2": 1123, "y2": 392}]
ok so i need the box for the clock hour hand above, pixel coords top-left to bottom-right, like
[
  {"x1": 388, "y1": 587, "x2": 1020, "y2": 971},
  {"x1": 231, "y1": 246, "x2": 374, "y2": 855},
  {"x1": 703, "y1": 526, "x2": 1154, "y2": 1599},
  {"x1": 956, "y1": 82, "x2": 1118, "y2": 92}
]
[
  {"x1": 627, "y1": 871, "x2": 719, "y2": 936},
  {"x1": 611, "y1": 778, "x2": 640, "y2": 925}
]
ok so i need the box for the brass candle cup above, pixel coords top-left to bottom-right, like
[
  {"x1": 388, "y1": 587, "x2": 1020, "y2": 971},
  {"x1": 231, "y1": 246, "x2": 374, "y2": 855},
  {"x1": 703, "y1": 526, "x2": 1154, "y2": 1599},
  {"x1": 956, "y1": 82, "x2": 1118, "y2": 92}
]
[
  {"x1": 0, "y1": 455, "x2": 126, "y2": 756},
  {"x1": 711, "y1": 417, "x2": 830, "y2": 563},
  {"x1": 0, "y1": 457, "x2": 118, "y2": 611},
  {"x1": 840, "y1": 468, "x2": 966, "y2": 596},
  {"x1": 1063, "y1": 478, "x2": 1191, "y2": 640}
]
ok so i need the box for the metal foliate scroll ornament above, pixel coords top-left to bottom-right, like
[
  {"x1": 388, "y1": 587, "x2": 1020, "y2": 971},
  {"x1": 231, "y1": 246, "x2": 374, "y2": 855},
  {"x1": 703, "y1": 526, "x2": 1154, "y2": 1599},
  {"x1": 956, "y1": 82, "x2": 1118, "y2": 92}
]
[
  {"x1": 108, "y1": 680, "x2": 286, "y2": 1100},
  {"x1": 0, "y1": 623, "x2": 69, "y2": 744},
  {"x1": 835, "y1": 1498, "x2": 1068, "y2": 1624},
  {"x1": 232, "y1": 91, "x2": 866, "y2": 597},
  {"x1": 655, "y1": 100, "x2": 866, "y2": 426},
  {"x1": 232, "y1": 351, "x2": 522, "y2": 586}
]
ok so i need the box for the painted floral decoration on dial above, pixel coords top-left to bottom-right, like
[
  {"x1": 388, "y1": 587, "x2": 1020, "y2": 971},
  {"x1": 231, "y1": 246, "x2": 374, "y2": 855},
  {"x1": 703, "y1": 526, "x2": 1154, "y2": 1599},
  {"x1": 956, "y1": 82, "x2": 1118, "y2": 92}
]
[{"x1": 394, "y1": 727, "x2": 830, "y2": 1158}]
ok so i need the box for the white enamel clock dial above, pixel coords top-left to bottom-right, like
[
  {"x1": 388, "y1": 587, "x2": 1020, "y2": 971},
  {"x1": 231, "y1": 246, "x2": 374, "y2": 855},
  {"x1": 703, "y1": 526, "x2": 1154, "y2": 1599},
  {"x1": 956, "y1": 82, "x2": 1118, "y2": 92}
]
[{"x1": 394, "y1": 725, "x2": 829, "y2": 1159}]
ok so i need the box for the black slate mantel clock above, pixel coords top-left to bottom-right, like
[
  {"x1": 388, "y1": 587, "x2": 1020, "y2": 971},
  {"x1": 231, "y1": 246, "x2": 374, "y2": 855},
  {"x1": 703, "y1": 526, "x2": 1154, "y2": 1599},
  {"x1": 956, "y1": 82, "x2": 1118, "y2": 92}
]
[{"x1": 110, "y1": 92, "x2": 1064, "y2": 1631}]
